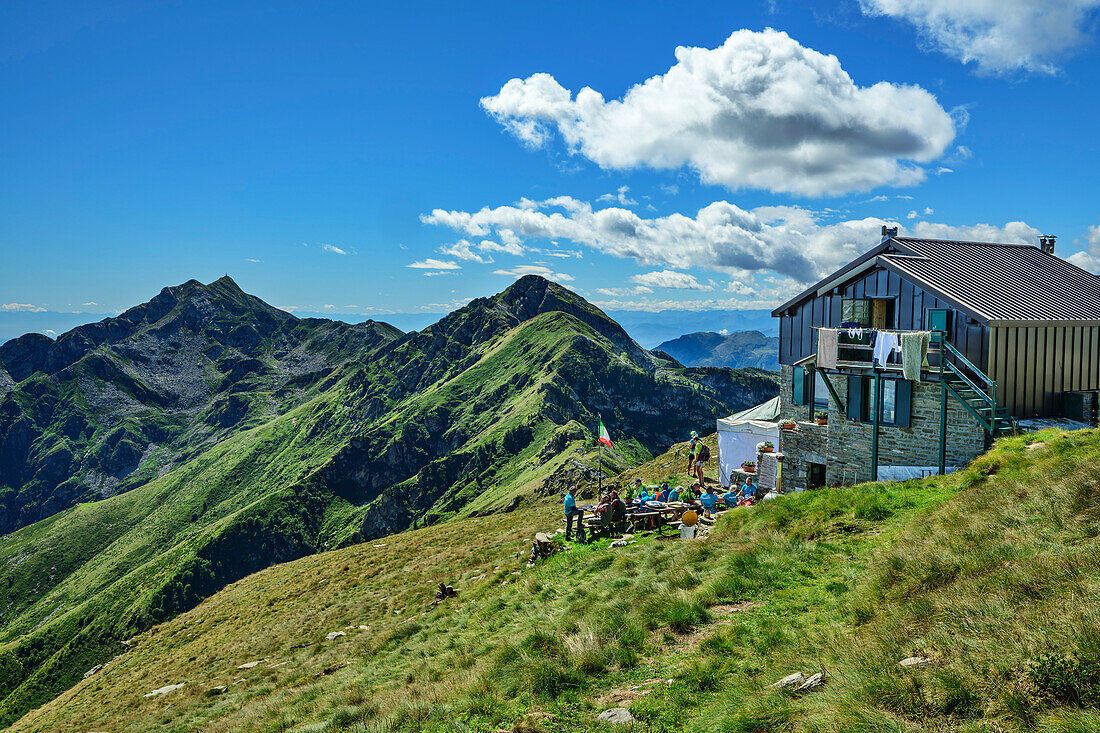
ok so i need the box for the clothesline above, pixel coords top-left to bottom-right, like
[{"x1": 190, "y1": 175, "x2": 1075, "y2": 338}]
[{"x1": 813, "y1": 327, "x2": 932, "y2": 380}]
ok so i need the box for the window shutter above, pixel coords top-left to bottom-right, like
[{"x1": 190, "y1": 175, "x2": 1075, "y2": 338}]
[
  {"x1": 847, "y1": 376, "x2": 863, "y2": 420},
  {"x1": 792, "y1": 366, "x2": 805, "y2": 405},
  {"x1": 895, "y1": 379, "x2": 912, "y2": 428}
]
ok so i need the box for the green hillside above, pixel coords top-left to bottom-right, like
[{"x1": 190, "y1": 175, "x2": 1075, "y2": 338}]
[
  {"x1": 0, "y1": 275, "x2": 777, "y2": 726},
  {"x1": 9, "y1": 427, "x2": 1099, "y2": 732},
  {"x1": 10, "y1": 424, "x2": 1100, "y2": 726}
]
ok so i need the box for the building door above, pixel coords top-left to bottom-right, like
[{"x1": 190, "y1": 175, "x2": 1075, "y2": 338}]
[{"x1": 808, "y1": 462, "x2": 826, "y2": 489}]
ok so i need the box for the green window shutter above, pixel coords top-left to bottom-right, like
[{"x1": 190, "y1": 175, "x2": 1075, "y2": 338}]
[
  {"x1": 847, "y1": 376, "x2": 863, "y2": 420},
  {"x1": 792, "y1": 366, "x2": 805, "y2": 405},
  {"x1": 895, "y1": 379, "x2": 912, "y2": 428}
]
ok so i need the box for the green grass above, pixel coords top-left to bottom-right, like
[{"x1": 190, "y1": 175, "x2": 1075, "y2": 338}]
[{"x1": 10, "y1": 427, "x2": 1100, "y2": 732}]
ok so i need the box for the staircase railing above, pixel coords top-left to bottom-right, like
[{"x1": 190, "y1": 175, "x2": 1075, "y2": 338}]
[{"x1": 939, "y1": 339, "x2": 1015, "y2": 436}]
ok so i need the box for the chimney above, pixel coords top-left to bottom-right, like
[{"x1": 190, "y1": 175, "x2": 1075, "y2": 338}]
[
  {"x1": 880, "y1": 225, "x2": 898, "y2": 243},
  {"x1": 1039, "y1": 235, "x2": 1057, "y2": 255}
]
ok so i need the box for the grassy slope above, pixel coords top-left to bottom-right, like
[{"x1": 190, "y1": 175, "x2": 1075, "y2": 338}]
[
  {"x1": 14, "y1": 428, "x2": 1100, "y2": 732},
  {"x1": 0, "y1": 303, "x2": 772, "y2": 727}
]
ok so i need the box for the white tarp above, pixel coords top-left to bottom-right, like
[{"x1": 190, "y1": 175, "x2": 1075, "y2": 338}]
[{"x1": 716, "y1": 417, "x2": 779, "y2": 488}]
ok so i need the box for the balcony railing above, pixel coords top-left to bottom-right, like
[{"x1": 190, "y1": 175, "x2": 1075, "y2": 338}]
[{"x1": 813, "y1": 327, "x2": 944, "y2": 374}]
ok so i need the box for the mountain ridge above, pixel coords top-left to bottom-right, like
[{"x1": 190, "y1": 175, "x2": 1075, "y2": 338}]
[
  {"x1": 0, "y1": 274, "x2": 778, "y2": 726},
  {"x1": 657, "y1": 329, "x2": 781, "y2": 371}
]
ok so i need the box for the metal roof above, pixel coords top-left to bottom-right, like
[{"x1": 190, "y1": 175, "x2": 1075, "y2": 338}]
[{"x1": 773, "y1": 236, "x2": 1100, "y2": 323}]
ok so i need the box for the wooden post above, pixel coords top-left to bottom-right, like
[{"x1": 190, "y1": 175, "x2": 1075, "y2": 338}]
[
  {"x1": 871, "y1": 369, "x2": 881, "y2": 482},
  {"x1": 597, "y1": 414, "x2": 603, "y2": 495}
]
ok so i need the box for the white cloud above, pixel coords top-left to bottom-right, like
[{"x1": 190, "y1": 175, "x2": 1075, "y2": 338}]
[
  {"x1": 322, "y1": 244, "x2": 349, "y2": 255},
  {"x1": 406, "y1": 258, "x2": 462, "y2": 270},
  {"x1": 860, "y1": 0, "x2": 1100, "y2": 74},
  {"x1": 907, "y1": 210, "x2": 920, "y2": 219},
  {"x1": 660, "y1": 184, "x2": 680, "y2": 196},
  {"x1": 246, "y1": 257, "x2": 262, "y2": 263},
  {"x1": 45, "y1": 329, "x2": 57, "y2": 336},
  {"x1": 1067, "y1": 224, "x2": 1100, "y2": 273},
  {"x1": 924, "y1": 207, "x2": 934, "y2": 215},
  {"x1": 597, "y1": 186, "x2": 638, "y2": 205},
  {"x1": 493, "y1": 264, "x2": 574, "y2": 281},
  {"x1": 425, "y1": 195, "x2": 1044, "y2": 285},
  {"x1": 1, "y1": 303, "x2": 46, "y2": 312},
  {"x1": 595, "y1": 285, "x2": 654, "y2": 297},
  {"x1": 81, "y1": 301, "x2": 98, "y2": 306},
  {"x1": 630, "y1": 270, "x2": 710, "y2": 290},
  {"x1": 935, "y1": 166, "x2": 954, "y2": 175},
  {"x1": 423, "y1": 271, "x2": 455, "y2": 277},
  {"x1": 480, "y1": 29, "x2": 955, "y2": 196},
  {"x1": 323, "y1": 304, "x2": 334, "y2": 309}
]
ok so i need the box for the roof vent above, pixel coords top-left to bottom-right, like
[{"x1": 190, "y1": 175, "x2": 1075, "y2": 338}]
[
  {"x1": 881, "y1": 225, "x2": 899, "y2": 243},
  {"x1": 1039, "y1": 235, "x2": 1057, "y2": 255}
]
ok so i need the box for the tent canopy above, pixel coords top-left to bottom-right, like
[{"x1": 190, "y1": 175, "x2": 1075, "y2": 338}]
[{"x1": 716, "y1": 397, "x2": 781, "y2": 488}]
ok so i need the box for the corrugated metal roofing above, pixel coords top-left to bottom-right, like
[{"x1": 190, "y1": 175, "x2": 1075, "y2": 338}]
[{"x1": 880, "y1": 238, "x2": 1100, "y2": 322}]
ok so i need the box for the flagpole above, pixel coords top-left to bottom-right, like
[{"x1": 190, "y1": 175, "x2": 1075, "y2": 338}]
[{"x1": 597, "y1": 413, "x2": 603, "y2": 495}]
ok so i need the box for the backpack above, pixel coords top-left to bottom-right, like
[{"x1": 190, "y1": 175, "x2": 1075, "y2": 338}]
[{"x1": 698, "y1": 444, "x2": 711, "y2": 462}]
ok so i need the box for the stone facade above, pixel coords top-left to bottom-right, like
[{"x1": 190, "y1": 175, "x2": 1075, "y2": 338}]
[{"x1": 777, "y1": 365, "x2": 988, "y2": 489}]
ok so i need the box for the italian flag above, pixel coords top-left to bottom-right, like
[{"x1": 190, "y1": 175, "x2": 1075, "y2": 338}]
[{"x1": 597, "y1": 419, "x2": 613, "y2": 448}]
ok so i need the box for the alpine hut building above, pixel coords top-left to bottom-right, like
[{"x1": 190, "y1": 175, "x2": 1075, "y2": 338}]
[{"x1": 771, "y1": 227, "x2": 1100, "y2": 490}]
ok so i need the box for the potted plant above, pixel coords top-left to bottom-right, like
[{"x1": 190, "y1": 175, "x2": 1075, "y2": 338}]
[
  {"x1": 741, "y1": 460, "x2": 756, "y2": 473},
  {"x1": 815, "y1": 411, "x2": 829, "y2": 426},
  {"x1": 780, "y1": 417, "x2": 797, "y2": 431},
  {"x1": 758, "y1": 440, "x2": 774, "y2": 453}
]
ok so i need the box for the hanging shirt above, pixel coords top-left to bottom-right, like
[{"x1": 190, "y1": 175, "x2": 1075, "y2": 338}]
[{"x1": 872, "y1": 331, "x2": 901, "y2": 366}]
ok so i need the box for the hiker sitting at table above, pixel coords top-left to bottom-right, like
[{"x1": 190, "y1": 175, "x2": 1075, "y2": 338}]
[
  {"x1": 609, "y1": 490, "x2": 627, "y2": 527},
  {"x1": 722, "y1": 486, "x2": 739, "y2": 508},
  {"x1": 564, "y1": 487, "x2": 584, "y2": 540},
  {"x1": 699, "y1": 486, "x2": 718, "y2": 515},
  {"x1": 655, "y1": 482, "x2": 670, "y2": 501},
  {"x1": 737, "y1": 477, "x2": 758, "y2": 506},
  {"x1": 668, "y1": 485, "x2": 681, "y2": 502}
]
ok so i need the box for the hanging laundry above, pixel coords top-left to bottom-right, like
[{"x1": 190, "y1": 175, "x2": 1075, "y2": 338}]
[
  {"x1": 900, "y1": 331, "x2": 931, "y2": 381},
  {"x1": 817, "y1": 328, "x2": 839, "y2": 369},
  {"x1": 872, "y1": 331, "x2": 901, "y2": 367}
]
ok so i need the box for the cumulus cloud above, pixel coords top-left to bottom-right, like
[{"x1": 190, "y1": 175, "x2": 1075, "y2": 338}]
[
  {"x1": 860, "y1": 0, "x2": 1100, "y2": 74},
  {"x1": 1067, "y1": 224, "x2": 1100, "y2": 273},
  {"x1": 596, "y1": 285, "x2": 654, "y2": 297},
  {"x1": 480, "y1": 28, "x2": 955, "y2": 196},
  {"x1": 630, "y1": 270, "x2": 710, "y2": 290},
  {"x1": 597, "y1": 186, "x2": 638, "y2": 205},
  {"x1": 424, "y1": 196, "x2": 1043, "y2": 286},
  {"x1": 1, "y1": 303, "x2": 46, "y2": 312},
  {"x1": 322, "y1": 244, "x2": 349, "y2": 255},
  {"x1": 493, "y1": 264, "x2": 574, "y2": 281},
  {"x1": 407, "y1": 258, "x2": 462, "y2": 270}
]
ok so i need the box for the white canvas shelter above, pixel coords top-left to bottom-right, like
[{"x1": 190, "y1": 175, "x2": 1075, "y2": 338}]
[{"x1": 716, "y1": 397, "x2": 781, "y2": 488}]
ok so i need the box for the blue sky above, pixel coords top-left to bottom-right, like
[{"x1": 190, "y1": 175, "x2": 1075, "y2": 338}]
[{"x1": 2, "y1": 0, "x2": 1099, "y2": 333}]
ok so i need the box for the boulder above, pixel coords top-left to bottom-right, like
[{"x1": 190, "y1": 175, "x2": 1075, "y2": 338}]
[
  {"x1": 206, "y1": 686, "x2": 228, "y2": 696},
  {"x1": 83, "y1": 664, "x2": 104, "y2": 679},
  {"x1": 899, "y1": 656, "x2": 933, "y2": 670},
  {"x1": 769, "y1": 672, "x2": 806, "y2": 689},
  {"x1": 794, "y1": 672, "x2": 824, "y2": 692},
  {"x1": 143, "y1": 683, "x2": 185, "y2": 698},
  {"x1": 325, "y1": 630, "x2": 346, "y2": 641},
  {"x1": 596, "y1": 707, "x2": 636, "y2": 724},
  {"x1": 236, "y1": 660, "x2": 266, "y2": 670}
]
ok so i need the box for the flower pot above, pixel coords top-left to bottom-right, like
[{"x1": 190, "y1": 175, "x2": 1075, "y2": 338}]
[
  {"x1": 760, "y1": 446, "x2": 774, "y2": 453},
  {"x1": 780, "y1": 423, "x2": 796, "y2": 431},
  {"x1": 816, "y1": 419, "x2": 828, "y2": 426}
]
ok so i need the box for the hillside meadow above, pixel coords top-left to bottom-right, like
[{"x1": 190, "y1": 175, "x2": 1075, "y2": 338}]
[{"x1": 9, "y1": 428, "x2": 1100, "y2": 732}]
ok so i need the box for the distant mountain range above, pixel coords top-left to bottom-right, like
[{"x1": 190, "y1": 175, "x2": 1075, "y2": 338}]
[
  {"x1": 657, "y1": 330, "x2": 781, "y2": 371},
  {"x1": 0, "y1": 275, "x2": 778, "y2": 725}
]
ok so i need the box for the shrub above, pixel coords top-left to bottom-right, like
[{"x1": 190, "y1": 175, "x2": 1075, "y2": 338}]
[
  {"x1": 662, "y1": 598, "x2": 709, "y2": 633},
  {"x1": 1029, "y1": 652, "x2": 1100, "y2": 706}
]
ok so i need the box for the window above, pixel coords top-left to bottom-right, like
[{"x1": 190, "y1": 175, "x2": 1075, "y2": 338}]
[
  {"x1": 813, "y1": 371, "x2": 830, "y2": 410},
  {"x1": 841, "y1": 298, "x2": 870, "y2": 326},
  {"x1": 847, "y1": 375, "x2": 911, "y2": 427}
]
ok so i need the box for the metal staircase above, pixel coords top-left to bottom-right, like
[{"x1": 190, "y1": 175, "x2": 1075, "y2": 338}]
[{"x1": 939, "y1": 340, "x2": 1017, "y2": 438}]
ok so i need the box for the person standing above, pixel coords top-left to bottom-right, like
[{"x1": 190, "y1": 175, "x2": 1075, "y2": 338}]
[{"x1": 564, "y1": 487, "x2": 584, "y2": 541}]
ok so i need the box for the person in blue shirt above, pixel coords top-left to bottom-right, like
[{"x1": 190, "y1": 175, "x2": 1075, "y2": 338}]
[
  {"x1": 655, "y1": 482, "x2": 670, "y2": 502},
  {"x1": 700, "y1": 487, "x2": 718, "y2": 515},
  {"x1": 737, "y1": 477, "x2": 758, "y2": 506},
  {"x1": 564, "y1": 488, "x2": 583, "y2": 540},
  {"x1": 668, "y1": 485, "x2": 681, "y2": 502},
  {"x1": 722, "y1": 487, "x2": 738, "y2": 508}
]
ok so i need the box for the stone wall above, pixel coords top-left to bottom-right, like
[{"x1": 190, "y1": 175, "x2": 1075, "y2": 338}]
[{"x1": 777, "y1": 365, "x2": 988, "y2": 488}]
